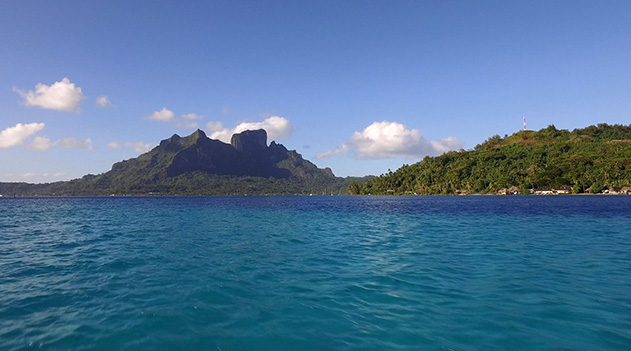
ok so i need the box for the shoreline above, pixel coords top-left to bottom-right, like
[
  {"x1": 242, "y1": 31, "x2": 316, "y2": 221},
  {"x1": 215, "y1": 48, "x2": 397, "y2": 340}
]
[{"x1": 1, "y1": 192, "x2": 630, "y2": 198}]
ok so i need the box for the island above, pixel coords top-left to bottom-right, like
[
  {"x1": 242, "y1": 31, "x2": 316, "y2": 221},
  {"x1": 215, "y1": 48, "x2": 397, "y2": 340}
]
[{"x1": 351, "y1": 124, "x2": 631, "y2": 195}]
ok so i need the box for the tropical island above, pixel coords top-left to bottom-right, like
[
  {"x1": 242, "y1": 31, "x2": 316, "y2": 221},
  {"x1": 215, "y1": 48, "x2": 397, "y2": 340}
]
[
  {"x1": 2, "y1": 123, "x2": 631, "y2": 197},
  {"x1": 0, "y1": 129, "x2": 372, "y2": 196},
  {"x1": 350, "y1": 123, "x2": 631, "y2": 195}
]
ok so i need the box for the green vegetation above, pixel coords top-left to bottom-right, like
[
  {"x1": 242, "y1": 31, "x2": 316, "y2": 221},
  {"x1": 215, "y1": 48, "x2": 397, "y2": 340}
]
[
  {"x1": 354, "y1": 124, "x2": 631, "y2": 195},
  {"x1": 0, "y1": 174, "x2": 372, "y2": 196},
  {"x1": 0, "y1": 129, "x2": 374, "y2": 196}
]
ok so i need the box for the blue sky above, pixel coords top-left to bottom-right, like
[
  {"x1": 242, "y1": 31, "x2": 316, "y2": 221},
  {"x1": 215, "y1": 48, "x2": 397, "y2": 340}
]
[{"x1": 1, "y1": 1, "x2": 630, "y2": 183}]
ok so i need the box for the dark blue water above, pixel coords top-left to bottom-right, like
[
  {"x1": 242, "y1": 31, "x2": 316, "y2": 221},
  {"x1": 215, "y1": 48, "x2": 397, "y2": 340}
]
[{"x1": 1, "y1": 196, "x2": 630, "y2": 350}]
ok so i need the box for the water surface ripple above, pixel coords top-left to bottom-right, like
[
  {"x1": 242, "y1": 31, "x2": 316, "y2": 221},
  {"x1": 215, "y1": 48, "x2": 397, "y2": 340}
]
[{"x1": 1, "y1": 196, "x2": 630, "y2": 350}]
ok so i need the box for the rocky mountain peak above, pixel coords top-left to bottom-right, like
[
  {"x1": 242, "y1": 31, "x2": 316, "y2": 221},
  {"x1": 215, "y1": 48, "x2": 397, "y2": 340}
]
[{"x1": 231, "y1": 129, "x2": 267, "y2": 153}]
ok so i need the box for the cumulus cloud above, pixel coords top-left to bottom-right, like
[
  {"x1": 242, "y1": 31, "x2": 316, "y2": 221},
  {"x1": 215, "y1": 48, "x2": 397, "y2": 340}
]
[
  {"x1": 147, "y1": 109, "x2": 202, "y2": 129},
  {"x1": 108, "y1": 141, "x2": 153, "y2": 154},
  {"x1": 0, "y1": 123, "x2": 45, "y2": 148},
  {"x1": 176, "y1": 113, "x2": 203, "y2": 129},
  {"x1": 205, "y1": 121, "x2": 224, "y2": 132},
  {"x1": 177, "y1": 121, "x2": 199, "y2": 129},
  {"x1": 96, "y1": 95, "x2": 112, "y2": 107},
  {"x1": 430, "y1": 137, "x2": 463, "y2": 154},
  {"x1": 14, "y1": 78, "x2": 83, "y2": 112},
  {"x1": 182, "y1": 113, "x2": 203, "y2": 120},
  {"x1": 131, "y1": 142, "x2": 153, "y2": 153},
  {"x1": 208, "y1": 116, "x2": 292, "y2": 143},
  {"x1": 148, "y1": 107, "x2": 175, "y2": 122},
  {"x1": 56, "y1": 137, "x2": 94, "y2": 150},
  {"x1": 316, "y1": 144, "x2": 349, "y2": 159},
  {"x1": 30, "y1": 136, "x2": 51, "y2": 150},
  {"x1": 317, "y1": 121, "x2": 463, "y2": 160},
  {"x1": 29, "y1": 136, "x2": 94, "y2": 151}
]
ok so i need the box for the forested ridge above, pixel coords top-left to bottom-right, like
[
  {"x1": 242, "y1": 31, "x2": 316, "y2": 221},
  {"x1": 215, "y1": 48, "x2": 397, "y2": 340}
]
[
  {"x1": 0, "y1": 129, "x2": 373, "y2": 196},
  {"x1": 351, "y1": 124, "x2": 631, "y2": 195}
]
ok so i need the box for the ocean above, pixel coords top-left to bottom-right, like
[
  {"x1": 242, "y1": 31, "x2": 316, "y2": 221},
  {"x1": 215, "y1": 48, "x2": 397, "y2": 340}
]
[{"x1": 1, "y1": 196, "x2": 630, "y2": 350}]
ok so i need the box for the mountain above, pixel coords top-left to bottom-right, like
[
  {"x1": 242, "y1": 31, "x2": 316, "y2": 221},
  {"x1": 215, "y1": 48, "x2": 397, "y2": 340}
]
[
  {"x1": 0, "y1": 129, "x2": 372, "y2": 196},
  {"x1": 353, "y1": 123, "x2": 631, "y2": 195}
]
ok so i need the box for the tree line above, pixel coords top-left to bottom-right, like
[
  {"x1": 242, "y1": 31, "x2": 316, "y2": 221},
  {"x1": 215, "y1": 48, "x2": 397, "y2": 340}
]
[{"x1": 350, "y1": 124, "x2": 631, "y2": 195}]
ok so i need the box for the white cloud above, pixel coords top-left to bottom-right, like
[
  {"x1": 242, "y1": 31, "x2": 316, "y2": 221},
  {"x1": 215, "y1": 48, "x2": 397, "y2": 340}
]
[
  {"x1": 177, "y1": 121, "x2": 199, "y2": 129},
  {"x1": 176, "y1": 117, "x2": 200, "y2": 129},
  {"x1": 56, "y1": 137, "x2": 94, "y2": 150},
  {"x1": 129, "y1": 142, "x2": 153, "y2": 153},
  {"x1": 315, "y1": 144, "x2": 349, "y2": 159},
  {"x1": 168, "y1": 113, "x2": 204, "y2": 129},
  {"x1": 148, "y1": 110, "x2": 203, "y2": 129},
  {"x1": 14, "y1": 78, "x2": 83, "y2": 112},
  {"x1": 317, "y1": 121, "x2": 463, "y2": 160},
  {"x1": 182, "y1": 113, "x2": 203, "y2": 120},
  {"x1": 30, "y1": 136, "x2": 52, "y2": 150},
  {"x1": 108, "y1": 141, "x2": 153, "y2": 154},
  {"x1": 29, "y1": 136, "x2": 94, "y2": 151},
  {"x1": 234, "y1": 116, "x2": 292, "y2": 139},
  {"x1": 206, "y1": 121, "x2": 224, "y2": 132},
  {"x1": 148, "y1": 107, "x2": 175, "y2": 122},
  {"x1": 0, "y1": 123, "x2": 45, "y2": 148},
  {"x1": 96, "y1": 95, "x2": 112, "y2": 107},
  {"x1": 208, "y1": 116, "x2": 293, "y2": 143},
  {"x1": 430, "y1": 137, "x2": 463, "y2": 154}
]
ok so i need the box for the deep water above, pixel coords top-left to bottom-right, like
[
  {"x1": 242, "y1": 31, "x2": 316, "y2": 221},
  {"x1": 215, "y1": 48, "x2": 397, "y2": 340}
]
[{"x1": 1, "y1": 196, "x2": 630, "y2": 350}]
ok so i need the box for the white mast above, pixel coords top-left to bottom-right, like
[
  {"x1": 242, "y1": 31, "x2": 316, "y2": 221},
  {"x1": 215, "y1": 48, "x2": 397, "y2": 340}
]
[{"x1": 523, "y1": 116, "x2": 526, "y2": 131}]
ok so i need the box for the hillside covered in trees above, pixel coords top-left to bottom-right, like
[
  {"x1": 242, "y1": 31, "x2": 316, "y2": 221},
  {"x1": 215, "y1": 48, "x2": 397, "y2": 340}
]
[
  {"x1": 352, "y1": 124, "x2": 631, "y2": 195},
  {"x1": 0, "y1": 129, "x2": 372, "y2": 196}
]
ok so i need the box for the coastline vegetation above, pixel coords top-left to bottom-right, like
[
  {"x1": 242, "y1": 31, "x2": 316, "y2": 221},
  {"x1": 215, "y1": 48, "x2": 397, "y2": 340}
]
[
  {"x1": 351, "y1": 124, "x2": 631, "y2": 195},
  {"x1": 0, "y1": 129, "x2": 374, "y2": 196}
]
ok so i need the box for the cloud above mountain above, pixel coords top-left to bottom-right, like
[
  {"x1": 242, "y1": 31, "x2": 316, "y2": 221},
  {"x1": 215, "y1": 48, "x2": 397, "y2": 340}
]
[
  {"x1": 317, "y1": 121, "x2": 462, "y2": 159},
  {"x1": 14, "y1": 78, "x2": 83, "y2": 112},
  {"x1": 107, "y1": 141, "x2": 154, "y2": 154},
  {"x1": 148, "y1": 107, "x2": 175, "y2": 122},
  {"x1": 147, "y1": 108, "x2": 204, "y2": 129},
  {"x1": 182, "y1": 113, "x2": 203, "y2": 120},
  {"x1": 0, "y1": 123, "x2": 46, "y2": 148},
  {"x1": 208, "y1": 116, "x2": 292, "y2": 143}
]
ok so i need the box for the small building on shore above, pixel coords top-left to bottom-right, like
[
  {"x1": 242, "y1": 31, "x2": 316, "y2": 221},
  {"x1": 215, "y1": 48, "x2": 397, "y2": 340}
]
[
  {"x1": 498, "y1": 186, "x2": 519, "y2": 195},
  {"x1": 556, "y1": 185, "x2": 572, "y2": 194},
  {"x1": 533, "y1": 186, "x2": 572, "y2": 195}
]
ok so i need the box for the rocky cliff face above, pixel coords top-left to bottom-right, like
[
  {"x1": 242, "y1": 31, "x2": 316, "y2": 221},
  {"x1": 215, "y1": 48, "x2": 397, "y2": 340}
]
[
  {"x1": 160, "y1": 129, "x2": 288, "y2": 178},
  {"x1": 105, "y1": 128, "x2": 334, "y2": 181},
  {"x1": 231, "y1": 129, "x2": 267, "y2": 153}
]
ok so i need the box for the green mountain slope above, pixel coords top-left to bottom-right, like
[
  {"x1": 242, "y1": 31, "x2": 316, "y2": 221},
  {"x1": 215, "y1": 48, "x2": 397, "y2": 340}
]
[
  {"x1": 0, "y1": 129, "x2": 372, "y2": 196},
  {"x1": 355, "y1": 124, "x2": 631, "y2": 195}
]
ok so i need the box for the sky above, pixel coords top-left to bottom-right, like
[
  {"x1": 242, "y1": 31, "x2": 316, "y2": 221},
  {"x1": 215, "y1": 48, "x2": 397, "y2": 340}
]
[{"x1": 1, "y1": 0, "x2": 630, "y2": 183}]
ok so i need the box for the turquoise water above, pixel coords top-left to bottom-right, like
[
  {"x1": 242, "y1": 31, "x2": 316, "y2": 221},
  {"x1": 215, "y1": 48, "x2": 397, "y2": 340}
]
[{"x1": 1, "y1": 196, "x2": 630, "y2": 350}]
